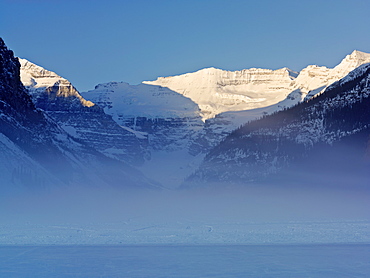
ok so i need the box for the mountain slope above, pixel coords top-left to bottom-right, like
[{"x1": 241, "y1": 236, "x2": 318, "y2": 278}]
[
  {"x1": 0, "y1": 38, "x2": 76, "y2": 187},
  {"x1": 19, "y1": 59, "x2": 148, "y2": 165},
  {"x1": 82, "y1": 82, "x2": 205, "y2": 188},
  {"x1": 82, "y1": 82, "x2": 203, "y2": 151},
  {"x1": 186, "y1": 63, "x2": 370, "y2": 186},
  {"x1": 0, "y1": 38, "x2": 156, "y2": 189}
]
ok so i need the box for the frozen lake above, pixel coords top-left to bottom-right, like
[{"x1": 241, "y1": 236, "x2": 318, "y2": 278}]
[
  {"x1": 1, "y1": 244, "x2": 369, "y2": 277},
  {"x1": 1, "y1": 185, "x2": 369, "y2": 276}
]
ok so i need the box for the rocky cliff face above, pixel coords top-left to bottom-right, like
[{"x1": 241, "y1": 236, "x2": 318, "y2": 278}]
[
  {"x1": 19, "y1": 59, "x2": 148, "y2": 165},
  {"x1": 0, "y1": 39, "x2": 61, "y2": 188},
  {"x1": 187, "y1": 63, "x2": 370, "y2": 186},
  {"x1": 0, "y1": 38, "x2": 156, "y2": 189}
]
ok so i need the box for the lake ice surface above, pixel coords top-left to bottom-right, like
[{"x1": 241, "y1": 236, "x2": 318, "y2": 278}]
[
  {"x1": 1, "y1": 244, "x2": 369, "y2": 278},
  {"x1": 1, "y1": 184, "x2": 369, "y2": 277}
]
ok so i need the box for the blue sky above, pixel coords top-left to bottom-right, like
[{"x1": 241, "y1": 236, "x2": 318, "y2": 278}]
[{"x1": 1, "y1": 0, "x2": 370, "y2": 92}]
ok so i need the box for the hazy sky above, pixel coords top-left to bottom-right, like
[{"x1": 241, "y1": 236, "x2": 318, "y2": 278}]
[{"x1": 1, "y1": 0, "x2": 370, "y2": 92}]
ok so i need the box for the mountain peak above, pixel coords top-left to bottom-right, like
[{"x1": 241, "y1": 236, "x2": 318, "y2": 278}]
[
  {"x1": 349, "y1": 49, "x2": 370, "y2": 58},
  {"x1": 143, "y1": 65, "x2": 316, "y2": 120},
  {"x1": 336, "y1": 50, "x2": 370, "y2": 70},
  {"x1": 19, "y1": 58, "x2": 94, "y2": 108}
]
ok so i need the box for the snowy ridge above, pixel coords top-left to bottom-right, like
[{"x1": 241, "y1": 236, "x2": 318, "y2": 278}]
[
  {"x1": 332, "y1": 62, "x2": 370, "y2": 85},
  {"x1": 19, "y1": 58, "x2": 94, "y2": 107},
  {"x1": 294, "y1": 50, "x2": 370, "y2": 98},
  {"x1": 144, "y1": 50, "x2": 370, "y2": 121},
  {"x1": 83, "y1": 82, "x2": 201, "y2": 119},
  {"x1": 144, "y1": 67, "x2": 296, "y2": 120}
]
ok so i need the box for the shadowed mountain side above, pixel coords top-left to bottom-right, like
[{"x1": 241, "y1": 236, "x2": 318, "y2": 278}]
[{"x1": 0, "y1": 38, "x2": 158, "y2": 190}]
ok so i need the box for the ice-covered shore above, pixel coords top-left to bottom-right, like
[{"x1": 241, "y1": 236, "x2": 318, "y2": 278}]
[{"x1": 1, "y1": 219, "x2": 369, "y2": 245}]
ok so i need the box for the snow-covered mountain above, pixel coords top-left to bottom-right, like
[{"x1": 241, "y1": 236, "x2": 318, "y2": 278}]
[
  {"x1": 19, "y1": 58, "x2": 148, "y2": 165},
  {"x1": 144, "y1": 67, "x2": 297, "y2": 121},
  {"x1": 186, "y1": 63, "x2": 370, "y2": 186},
  {"x1": 19, "y1": 58, "x2": 94, "y2": 107},
  {"x1": 81, "y1": 50, "x2": 370, "y2": 187},
  {"x1": 0, "y1": 38, "x2": 157, "y2": 190},
  {"x1": 82, "y1": 82, "x2": 203, "y2": 150},
  {"x1": 145, "y1": 50, "x2": 370, "y2": 127},
  {"x1": 82, "y1": 82, "x2": 205, "y2": 187},
  {"x1": 10, "y1": 40, "x2": 370, "y2": 189}
]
